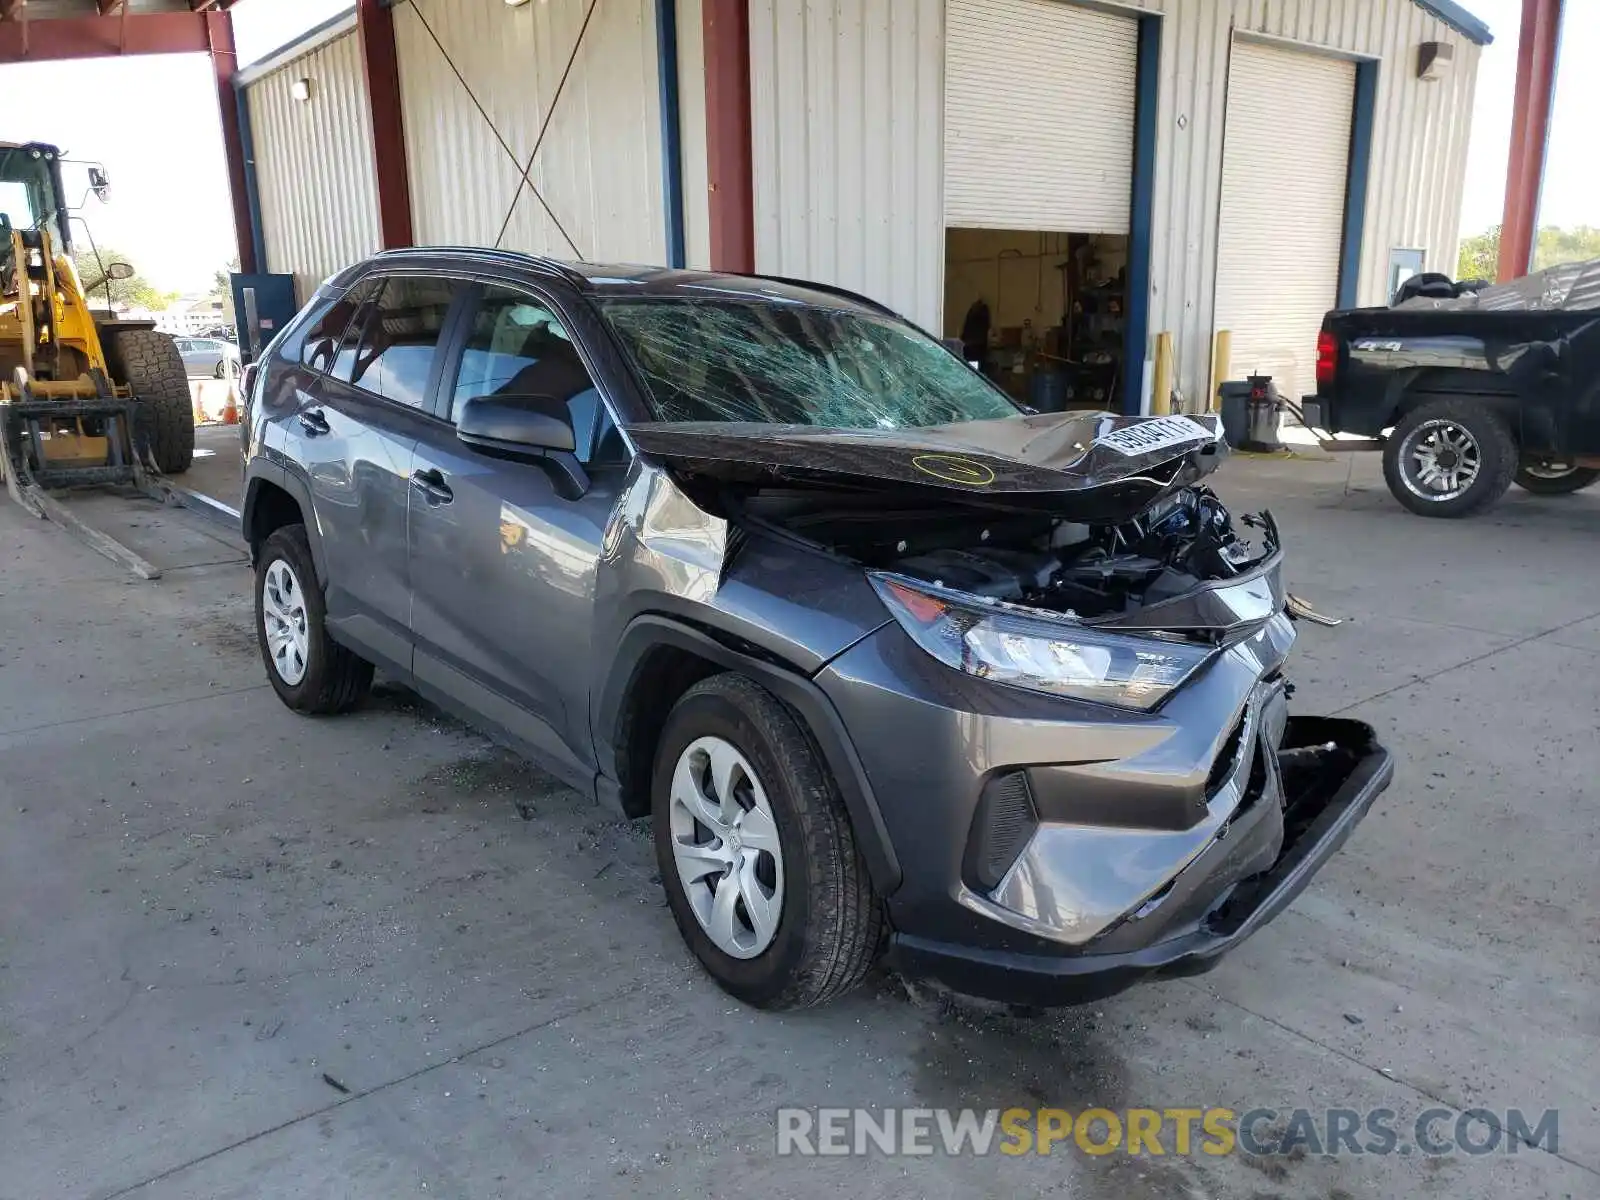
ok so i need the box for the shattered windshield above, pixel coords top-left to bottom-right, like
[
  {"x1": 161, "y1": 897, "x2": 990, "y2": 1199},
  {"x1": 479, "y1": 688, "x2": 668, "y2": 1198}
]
[{"x1": 599, "y1": 298, "x2": 1020, "y2": 428}]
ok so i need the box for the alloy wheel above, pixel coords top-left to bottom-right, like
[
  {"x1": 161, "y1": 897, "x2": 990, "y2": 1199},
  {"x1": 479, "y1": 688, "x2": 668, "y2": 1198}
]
[
  {"x1": 1522, "y1": 460, "x2": 1581, "y2": 480},
  {"x1": 1400, "y1": 418, "x2": 1482, "y2": 501},
  {"x1": 261, "y1": 558, "x2": 310, "y2": 685},
  {"x1": 667, "y1": 735, "x2": 785, "y2": 959}
]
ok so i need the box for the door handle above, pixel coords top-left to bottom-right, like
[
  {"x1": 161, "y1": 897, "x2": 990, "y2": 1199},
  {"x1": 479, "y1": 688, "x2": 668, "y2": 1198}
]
[
  {"x1": 297, "y1": 407, "x2": 330, "y2": 436},
  {"x1": 409, "y1": 468, "x2": 454, "y2": 504}
]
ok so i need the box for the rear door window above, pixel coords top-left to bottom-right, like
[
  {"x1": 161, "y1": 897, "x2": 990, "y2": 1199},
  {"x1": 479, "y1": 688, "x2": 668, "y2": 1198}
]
[{"x1": 344, "y1": 276, "x2": 460, "y2": 409}]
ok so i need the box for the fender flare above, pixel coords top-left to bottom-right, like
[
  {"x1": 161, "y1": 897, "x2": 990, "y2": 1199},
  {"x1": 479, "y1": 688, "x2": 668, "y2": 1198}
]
[
  {"x1": 241, "y1": 460, "x2": 329, "y2": 588},
  {"x1": 595, "y1": 615, "x2": 902, "y2": 894}
]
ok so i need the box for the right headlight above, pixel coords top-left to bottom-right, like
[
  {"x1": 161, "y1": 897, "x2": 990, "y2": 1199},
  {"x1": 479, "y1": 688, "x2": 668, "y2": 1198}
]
[{"x1": 869, "y1": 572, "x2": 1216, "y2": 711}]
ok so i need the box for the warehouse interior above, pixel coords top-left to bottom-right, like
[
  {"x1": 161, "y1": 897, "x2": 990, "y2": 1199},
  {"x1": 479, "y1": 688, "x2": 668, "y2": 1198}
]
[{"x1": 942, "y1": 229, "x2": 1129, "y2": 412}]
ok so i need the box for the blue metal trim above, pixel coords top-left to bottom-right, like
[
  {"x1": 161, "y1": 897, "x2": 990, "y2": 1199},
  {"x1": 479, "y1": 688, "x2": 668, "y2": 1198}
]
[
  {"x1": 655, "y1": 0, "x2": 686, "y2": 269},
  {"x1": 1123, "y1": 13, "x2": 1160, "y2": 415},
  {"x1": 1337, "y1": 59, "x2": 1378, "y2": 311},
  {"x1": 234, "y1": 80, "x2": 269, "y2": 276},
  {"x1": 1412, "y1": 1, "x2": 1493, "y2": 46}
]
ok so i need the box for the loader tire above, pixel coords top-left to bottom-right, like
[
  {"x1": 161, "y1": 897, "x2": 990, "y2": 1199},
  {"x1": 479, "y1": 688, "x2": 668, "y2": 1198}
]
[{"x1": 107, "y1": 329, "x2": 194, "y2": 475}]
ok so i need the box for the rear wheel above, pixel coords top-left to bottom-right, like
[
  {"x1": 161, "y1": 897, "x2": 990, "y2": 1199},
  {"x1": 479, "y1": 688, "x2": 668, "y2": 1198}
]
[
  {"x1": 106, "y1": 328, "x2": 194, "y2": 474},
  {"x1": 255, "y1": 524, "x2": 373, "y2": 714},
  {"x1": 1513, "y1": 461, "x2": 1600, "y2": 495},
  {"x1": 1382, "y1": 397, "x2": 1517, "y2": 518},
  {"x1": 652, "y1": 674, "x2": 884, "y2": 1009}
]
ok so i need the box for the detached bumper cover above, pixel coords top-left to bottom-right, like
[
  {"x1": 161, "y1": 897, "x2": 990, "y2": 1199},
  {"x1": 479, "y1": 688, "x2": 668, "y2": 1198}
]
[{"x1": 886, "y1": 717, "x2": 1393, "y2": 1006}]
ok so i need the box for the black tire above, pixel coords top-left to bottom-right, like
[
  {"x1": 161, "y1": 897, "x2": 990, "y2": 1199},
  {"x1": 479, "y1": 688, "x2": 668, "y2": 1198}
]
[
  {"x1": 1382, "y1": 397, "x2": 1517, "y2": 518},
  {"x1": 213, "y1": 360, "x2": 227, "y2": 380},
  {"x1": 254, "y1": 524, "x2": 373, "y2": 714},
  {"x1": 1513, "y1": 463, "x2": 1600, "y2": 495},
  {"x1": 105, "y1": 328, "x2": 194, "y2": 474},
  {"x1": 651, "y1": 674, "x2": 884, "y2": 1009}
]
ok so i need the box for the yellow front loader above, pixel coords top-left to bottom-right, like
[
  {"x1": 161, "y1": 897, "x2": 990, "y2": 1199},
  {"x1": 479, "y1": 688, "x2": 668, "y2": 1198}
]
[{"x1": 0, "y1": 141, "x2": 193, "y2": 526}]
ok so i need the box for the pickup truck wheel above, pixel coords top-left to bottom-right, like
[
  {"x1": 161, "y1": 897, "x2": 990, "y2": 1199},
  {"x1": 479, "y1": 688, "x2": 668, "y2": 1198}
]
[
  {"x1": 652, "y1": 674, "x2": 884, "y2": 1009},
  {"x1": 1513, "y1": 462, "x2": 1600, "y2": 495},
  {"x1": 1382, "y1": 399, "x2": 1516, "y2": 518}
]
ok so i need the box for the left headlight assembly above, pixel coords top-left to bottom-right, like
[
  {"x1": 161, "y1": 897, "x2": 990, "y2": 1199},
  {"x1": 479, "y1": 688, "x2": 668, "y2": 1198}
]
[{"x1": 869, "y1": 572, "x2": 1216, "y2": 711}]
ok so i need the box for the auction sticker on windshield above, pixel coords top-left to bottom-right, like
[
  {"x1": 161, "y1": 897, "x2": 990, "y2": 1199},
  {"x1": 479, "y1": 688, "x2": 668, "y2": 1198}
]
[{"x1": 1096, "y1": 415, "x2": 1213, "y2": 457}]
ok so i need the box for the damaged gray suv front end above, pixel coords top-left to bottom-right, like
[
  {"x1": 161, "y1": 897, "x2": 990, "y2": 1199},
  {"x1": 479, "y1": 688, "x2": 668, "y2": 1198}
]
[{"x1": 620, "y1": 402, "x2": 1393, "y2": 1006}]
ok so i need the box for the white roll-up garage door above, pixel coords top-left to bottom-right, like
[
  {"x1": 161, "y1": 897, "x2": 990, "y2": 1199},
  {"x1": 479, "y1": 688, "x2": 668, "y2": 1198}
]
[
  {"x1": 1213, "y1": 40, "x2": 1355, "y2": 403},
  {"x1": 944, "y1": 0, "x2": 1136, "y2": 232}
]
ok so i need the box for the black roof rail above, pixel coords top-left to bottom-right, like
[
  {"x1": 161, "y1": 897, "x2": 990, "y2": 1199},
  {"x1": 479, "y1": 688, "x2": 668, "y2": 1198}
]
[
  {"x1": 367, "y1": 245, "x2": 591, "y2": 288},
  {"x1": 746, "y1": 272, "x2": 897, "y2": 317}
]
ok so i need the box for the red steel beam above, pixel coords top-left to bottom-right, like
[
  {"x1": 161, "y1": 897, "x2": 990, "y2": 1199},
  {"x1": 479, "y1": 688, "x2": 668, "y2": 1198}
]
[
  {"x1": 207, "y1": 10, "x2": 256, "y2": 275},
  {"x1": 356, "y1": 0, "x2": 413, "y2": 250},
  {"x1": 702, "y1": 0, "x2": 753, "y2": 273},
  {"x1": 0, "y1": 11, "x2": 210, "y2": 62},
  {"x1": 1498, "y1": 0, "x2": 1564, "y2": 281}
]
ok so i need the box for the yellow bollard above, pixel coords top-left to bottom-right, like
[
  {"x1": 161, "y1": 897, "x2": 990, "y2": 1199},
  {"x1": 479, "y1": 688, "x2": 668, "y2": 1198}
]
[
  {"x1": 1151, "y1": 332, "x2": 1173, "y2": 415},
  {"x1": 1210, "y1": 330, "x2": 1232, "y2": 413}
]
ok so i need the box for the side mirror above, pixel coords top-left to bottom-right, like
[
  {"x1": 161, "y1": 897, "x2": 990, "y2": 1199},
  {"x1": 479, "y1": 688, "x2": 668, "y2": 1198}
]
[
  {"x1": 88, "y1": 166, "x2": 110, "y2": 204},
  {"x1": 456, "y1": 393, "x2": 589, "y2": 499},
  {"x1": 105, "y1": 261, "x2": 134, "y2": 281}
]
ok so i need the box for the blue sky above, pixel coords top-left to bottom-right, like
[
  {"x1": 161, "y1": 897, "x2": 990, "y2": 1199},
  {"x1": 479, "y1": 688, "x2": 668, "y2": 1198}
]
[{"x1": 0, "y1": 0, "x2": 1589, "y2": 293}]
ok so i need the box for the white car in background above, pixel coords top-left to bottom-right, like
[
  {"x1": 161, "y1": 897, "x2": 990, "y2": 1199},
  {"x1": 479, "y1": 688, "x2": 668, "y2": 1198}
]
[{"x1": 176, "y1": 336, "x2": 240, "y2": 379}]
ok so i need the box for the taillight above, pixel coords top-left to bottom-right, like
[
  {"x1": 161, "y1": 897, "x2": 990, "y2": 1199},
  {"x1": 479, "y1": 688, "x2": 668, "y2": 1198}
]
[{"x1": 1315, "y1": 331, "x2": 1337, "y2": 388}]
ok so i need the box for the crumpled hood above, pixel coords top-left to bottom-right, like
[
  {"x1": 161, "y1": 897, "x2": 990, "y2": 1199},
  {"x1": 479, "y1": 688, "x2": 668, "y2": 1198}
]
[{"x1": 625, "y1": 411, "x2": 1227, "y2": 522}]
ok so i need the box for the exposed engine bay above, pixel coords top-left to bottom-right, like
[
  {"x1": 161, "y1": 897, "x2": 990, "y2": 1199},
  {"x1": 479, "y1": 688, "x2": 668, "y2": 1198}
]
[{"x1": 739, "y1": 484, "x2": 1280, "y2": 623}]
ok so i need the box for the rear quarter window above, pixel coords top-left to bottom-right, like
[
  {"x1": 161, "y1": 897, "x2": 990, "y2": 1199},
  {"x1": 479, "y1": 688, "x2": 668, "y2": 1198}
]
[{"x1": 275, "y1": 281, "x2": 369, "y2": 372}]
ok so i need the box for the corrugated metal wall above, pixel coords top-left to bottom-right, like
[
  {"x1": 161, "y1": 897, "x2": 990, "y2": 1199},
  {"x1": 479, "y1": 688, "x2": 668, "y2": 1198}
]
[
  {"x1": 245, "y1": 26, "x2": 381, "y2": 304},
  {"x1": 392, "y1": 0, "x2": 667, "y2": 264},
  {"x1": 748, "y1": 0, "x2": 1481, "y2": 403},
  {"x1": 1137, "y1": 0, "x2": 1481, "y2": 405},
  {"x1": 748, "y1": 0, "x2": 945, "y2": 332}
]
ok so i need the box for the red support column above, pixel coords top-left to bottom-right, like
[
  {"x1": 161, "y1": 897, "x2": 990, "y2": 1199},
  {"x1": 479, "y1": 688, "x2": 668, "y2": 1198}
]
[
  {"x1": 702, "y1": 0, "x2": 753, "y2": 273},
  {"x1": 356, "y1": 0, "x2": 414, "y2": 250},
  {"x1": 1498, "y1": 0, "x2": 1563, "y2": 281},
  {"x1": 206, "y1": 11, "x2": 257, "y2": 275}
]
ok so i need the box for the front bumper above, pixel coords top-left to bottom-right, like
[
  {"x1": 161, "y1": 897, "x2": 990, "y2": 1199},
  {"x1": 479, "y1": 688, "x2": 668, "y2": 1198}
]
[{"x1": 885, "y1": 717, "x2": 1392, "y2": 1006}]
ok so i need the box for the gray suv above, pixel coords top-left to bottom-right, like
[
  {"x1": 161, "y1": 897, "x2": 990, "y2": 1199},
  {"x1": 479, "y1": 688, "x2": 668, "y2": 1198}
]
[{"x1": 241, "y1": 249, "x2": 1393, "y2": 1009}]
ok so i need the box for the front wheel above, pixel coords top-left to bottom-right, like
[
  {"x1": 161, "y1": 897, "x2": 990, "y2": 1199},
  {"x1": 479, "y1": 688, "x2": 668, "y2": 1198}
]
[
  {"x1": 652, "y1": 674, "x2": 884, "y2": 1009},
  {"x1": 1513, "y1": 461, "x2": 1600, "y2": 495},
  {"x1": 1382, "y1": 398, "x2": 1517, "y2": 518}
]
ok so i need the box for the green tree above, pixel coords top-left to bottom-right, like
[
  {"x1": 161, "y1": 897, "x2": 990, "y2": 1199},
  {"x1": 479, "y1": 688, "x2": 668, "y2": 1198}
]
[
  {"x1": 1533, "y1": 225, "x2": 1600, "y2": 271},
  {"x1": 210, "y1": 256, "x2": 240, "y2": 324},
  {"x1": 1456, "y1": 226, "x2": 1499, "y2": 281},
  {"x1": 70, "y1": 248, "x2": 170, "y2": 310},
  {"x1": 1457, "y1": 224, "x2": 1600, "y2": 281}
]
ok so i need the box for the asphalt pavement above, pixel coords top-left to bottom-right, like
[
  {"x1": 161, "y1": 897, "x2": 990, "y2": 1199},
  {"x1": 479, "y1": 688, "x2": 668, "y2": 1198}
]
[{"x1": 1, "y1": 445, "x2": 1595, "y2": 1199}]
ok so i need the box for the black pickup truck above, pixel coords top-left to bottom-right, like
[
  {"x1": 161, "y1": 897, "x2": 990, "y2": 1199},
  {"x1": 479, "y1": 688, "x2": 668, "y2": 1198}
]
[{"x1": 1302, "y1": 259, "x2": 1600, "y2": 517}]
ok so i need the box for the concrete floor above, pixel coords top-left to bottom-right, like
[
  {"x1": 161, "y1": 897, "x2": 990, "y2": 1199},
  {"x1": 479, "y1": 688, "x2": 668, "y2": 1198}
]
[{"x1": 1, "y1": 448, "x2": 1596, "y2": 1199}]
